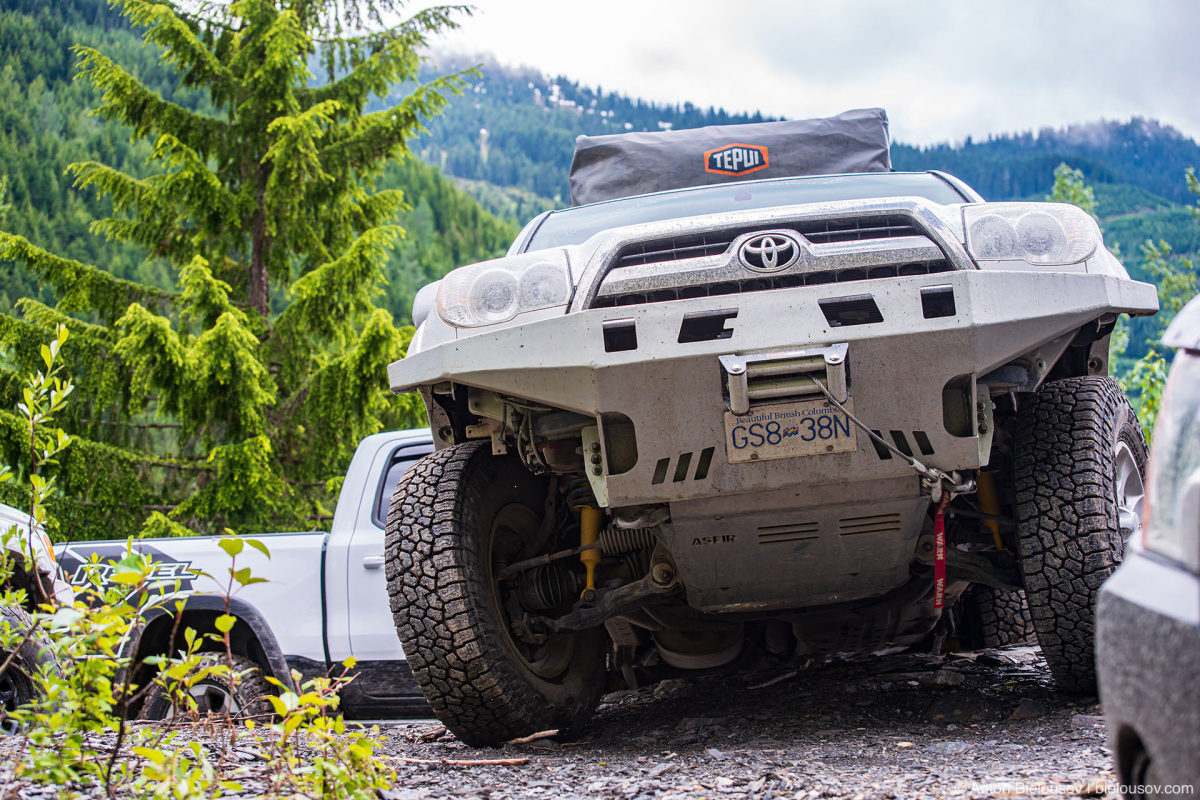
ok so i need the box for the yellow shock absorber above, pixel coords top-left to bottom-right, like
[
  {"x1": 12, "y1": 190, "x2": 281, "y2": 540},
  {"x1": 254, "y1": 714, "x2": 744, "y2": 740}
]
[
  {"x1": 976, "y1": 470, "x2": 1009, "y2": 553},
  {"x1": 577, "y1": 505, "x2": 603, "y2": 595}
]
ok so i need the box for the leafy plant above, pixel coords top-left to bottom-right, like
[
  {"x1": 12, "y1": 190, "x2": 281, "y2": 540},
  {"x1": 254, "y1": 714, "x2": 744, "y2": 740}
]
[
  {"x1": 1120, "y1": 348, "x2": 1169, "y2": 440},
  {"x1": 1, "y1": 327, "x2": 394, "y2": 799},
  {"x1": 1047, "y1": 162, "x2": 1099, "y2": 221}
]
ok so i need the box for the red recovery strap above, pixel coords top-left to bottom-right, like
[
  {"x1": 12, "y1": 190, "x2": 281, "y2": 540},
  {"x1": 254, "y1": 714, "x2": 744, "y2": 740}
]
[{"x1": 934, "y1": 493, "x2": 952, "y2": 609}]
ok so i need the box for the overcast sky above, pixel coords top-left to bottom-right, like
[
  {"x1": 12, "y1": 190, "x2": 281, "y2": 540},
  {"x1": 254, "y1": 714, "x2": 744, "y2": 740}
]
[{"x1": 416, "y1": 0, "x2": 1200, "y2": 145}]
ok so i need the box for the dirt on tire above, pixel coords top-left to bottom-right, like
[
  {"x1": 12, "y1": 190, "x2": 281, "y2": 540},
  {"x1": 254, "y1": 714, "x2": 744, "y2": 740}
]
[
  {"x1": 384, "y1": 443, "x2": 606, "y2": 747},
  {"x1": 966, "y1": 585, "x2": 1037, "y2": 648},
  {"x1": 1012, "y1": 376, "x2": 1146, "y2": 693}
]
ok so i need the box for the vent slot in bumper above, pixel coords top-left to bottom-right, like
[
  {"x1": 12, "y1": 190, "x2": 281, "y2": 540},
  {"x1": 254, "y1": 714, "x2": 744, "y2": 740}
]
[{"x1": 719, "y1": 342, "x2": 848, "y2": 415}]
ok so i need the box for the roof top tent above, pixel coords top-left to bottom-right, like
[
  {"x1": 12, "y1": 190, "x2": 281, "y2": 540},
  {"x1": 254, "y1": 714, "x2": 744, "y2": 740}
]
[{"x1": 568, "y1": 108, "x2": 892, "y2": 207}]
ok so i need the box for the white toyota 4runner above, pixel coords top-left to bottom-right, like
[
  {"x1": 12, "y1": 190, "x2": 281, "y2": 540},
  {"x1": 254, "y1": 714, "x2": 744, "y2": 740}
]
[{"x1": 385, "y1": 113, "x2": 1159, "y2": 745}]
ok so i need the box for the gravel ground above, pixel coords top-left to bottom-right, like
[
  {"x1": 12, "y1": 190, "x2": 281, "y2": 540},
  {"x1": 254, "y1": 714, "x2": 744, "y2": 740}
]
[
  {"x1": 0, "y1": 645, "x2": 1119, "y2": 799},
  {"x1": 373, "y1": 645, "x2": 1117, "y2": 800}
]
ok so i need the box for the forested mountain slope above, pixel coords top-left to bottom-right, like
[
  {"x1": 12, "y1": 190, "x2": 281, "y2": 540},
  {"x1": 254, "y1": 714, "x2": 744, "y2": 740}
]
[
  {"x1": 412, "y1": 56, "x2": 1198, "y2": 211},
  {"x1": 3, "y1": 0, "x2": 1196, "y2": 342}
]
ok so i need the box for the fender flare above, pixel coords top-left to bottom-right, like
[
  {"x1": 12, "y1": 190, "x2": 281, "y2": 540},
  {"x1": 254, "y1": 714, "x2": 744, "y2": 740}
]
[{"x1": 133, "y1": 594, "x2": 296, "y2": 693}]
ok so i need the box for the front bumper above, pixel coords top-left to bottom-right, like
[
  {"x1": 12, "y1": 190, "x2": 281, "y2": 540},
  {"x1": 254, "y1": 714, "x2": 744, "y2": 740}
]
[
  {"x1": 391, "y1": 270, "x2": 1156, "y2": 508},
  {"x1": 1097, "y1": 550, "x2": 1200, "y2": 795}
]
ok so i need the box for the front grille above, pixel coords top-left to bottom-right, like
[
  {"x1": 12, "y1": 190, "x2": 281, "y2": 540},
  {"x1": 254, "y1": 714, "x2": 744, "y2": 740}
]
[
  {"x1": 616, "y1": 231, "x2": 739, "y2": 268},
  {"x1": 798, "y1": 216, "x2": 922, "y2": 244},
  {"x1": 591, "y1": 259, "x2": 952, "y2": 309},
  {"x1": 611, "y1": 215, "x2": 924, "y2": 270}
]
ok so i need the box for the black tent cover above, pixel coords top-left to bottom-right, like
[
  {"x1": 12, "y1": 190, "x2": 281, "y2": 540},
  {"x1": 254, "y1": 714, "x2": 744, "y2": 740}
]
[{"x1": 569, "y1": 108, "x2": 891, "y2": 206}]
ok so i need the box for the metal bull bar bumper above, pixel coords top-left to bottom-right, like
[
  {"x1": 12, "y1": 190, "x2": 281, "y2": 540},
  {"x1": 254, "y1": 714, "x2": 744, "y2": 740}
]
[{"x1": 390, "y1": 270, "x2": 1158, "y2": 508}]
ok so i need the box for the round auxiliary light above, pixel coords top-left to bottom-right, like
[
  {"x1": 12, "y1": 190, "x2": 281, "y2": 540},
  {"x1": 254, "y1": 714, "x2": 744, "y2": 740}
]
[
  {"x1": 967, "y1": 214, "x2": 1017, "y2": 260},
  {"x1": 468, "y1": 269, "x2": 520, "y2": 324}
]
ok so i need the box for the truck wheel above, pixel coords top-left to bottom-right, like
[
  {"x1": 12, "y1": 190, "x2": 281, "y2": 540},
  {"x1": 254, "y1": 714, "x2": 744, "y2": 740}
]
[
  {"x1": 139, "y1": 653, "x2": 271, "y2": 722},
  {"x1": 1, "y1": 605, "x2": 57, "y2": 734},
  {"x1": 1013, "y1": 376, "x2": 1146, "y2": 693},
  {"x1": 964, "y1": 586, "x2": 1037, "y2": 648},
  {"x1": 385, "y1": 442, "x2": 606, "y2": 747}
]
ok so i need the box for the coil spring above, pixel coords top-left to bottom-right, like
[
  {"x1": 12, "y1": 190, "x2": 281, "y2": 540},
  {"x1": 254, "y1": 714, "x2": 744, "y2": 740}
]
[
  {"x1": 598, "y1": 527, "x2": 657, "y2": 555},
  {"x1": 566, "y1": 479, "x2": 598, "y2": 509}
]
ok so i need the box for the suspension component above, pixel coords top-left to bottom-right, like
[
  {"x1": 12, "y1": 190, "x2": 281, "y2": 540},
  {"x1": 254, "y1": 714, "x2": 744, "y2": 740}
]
[
  {"x1": 578, "y1": 505, "x2": 603, "y2": 595},
  {"x1": 517, "y1": 565, "x2": 579, "y2": 612},
  {"x1": 497, "y1": 526, "x2": 659, "y2": 579},
  {"x1": 598, "y1": 527, "x2": 657, "y2": 554},
  {"x1": 975, "y1": 470, "x2": 1009, "y2": 553}
]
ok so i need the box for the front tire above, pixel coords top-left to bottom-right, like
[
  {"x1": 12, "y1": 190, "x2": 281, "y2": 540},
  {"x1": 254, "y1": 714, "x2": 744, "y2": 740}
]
[
  {"x1": 1013, "y1": 377, "x2": 1147, "y2": 693},
  {"x1": 1, "y1": 605, "x2": 57, "y2": 734},
  {"x1": 385, "y1": 443, "x2": 606, "y2": 747}
]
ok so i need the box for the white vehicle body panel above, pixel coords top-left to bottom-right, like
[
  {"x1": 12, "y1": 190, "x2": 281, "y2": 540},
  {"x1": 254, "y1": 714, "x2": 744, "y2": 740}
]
[
  {"x1": 1, "y1": 502, "x2": 73, "y2": 606},
  {"x1": 55, "y1": 429, "x2": 435, "y2": 716}
]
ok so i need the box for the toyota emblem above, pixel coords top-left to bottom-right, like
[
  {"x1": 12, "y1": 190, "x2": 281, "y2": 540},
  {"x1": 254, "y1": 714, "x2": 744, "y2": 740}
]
[{"x1": 738, "y1": 232, "x2": 801, "y2": 273}]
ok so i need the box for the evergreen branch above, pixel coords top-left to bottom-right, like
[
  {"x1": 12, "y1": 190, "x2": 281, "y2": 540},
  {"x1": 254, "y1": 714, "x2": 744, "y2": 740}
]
[
  {"x1": 263, "y1": 99, "x2": 342, "y2": 213},
  {"x1": 80, "y1": 419, "x2": 183, "y2": 429},
  {"x1": 352, "y1": 188, "x2": 408, "y2": 230},
  {"x1": 283, "y1": 309, "x2": 412, "y2": 480},
  {"x1": 319, "y1": 76, "x2": 466, "y2": 173},
  {"x1": 70, "y1": 137, "x2": 245, "y2": 262},
  {"x1": 185, "y1": 312, "x2": 276, "y2": 441},
  {"x1": 178, "y1": 256, "x2": 242, "y2": 330},
  {"x1": 0, "y1": 233, "x2": 170, "y2": 323},
  {"x1": 227, "y1": 5, "x2": 311, "y2": 105},
  {"x1": 119, "y1": 0, "x2": 237, "y2": 93},
  {"x1": 274, "y1": 224, "x2": 401, "y2": 343},
  {"x1": 171, "y1": 435, "x2": 291, "y2": 522},
  {"x1": 113, "y1": 304, "x2": 189, "y2": 417},
  {"x1": 73, "y1": 46, "x2": 226, "y2": 154},
  {"x1": 12, "y1": 299, "x2": 113, "y2": 341},
  {"x1": 300, "y1": 7, "x2": 470, "y2": 108}
]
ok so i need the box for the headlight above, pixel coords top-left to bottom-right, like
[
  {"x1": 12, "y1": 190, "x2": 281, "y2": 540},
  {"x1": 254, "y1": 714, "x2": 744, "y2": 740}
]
[
  {"x1": 963, "y1": 203, "x2": 1098, "y2": 266},
  {"x1": 1144, "y1": 350, "x2": 1200, "y2": 572},
  {"x1": 436, "y1": 250, "x2": 572, "y2": 328}
]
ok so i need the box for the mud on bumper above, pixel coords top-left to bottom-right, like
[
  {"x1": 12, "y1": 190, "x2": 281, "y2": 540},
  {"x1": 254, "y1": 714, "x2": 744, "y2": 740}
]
[{"x1": 391, "y1": 269, "x2": 1156, "y2": 509}]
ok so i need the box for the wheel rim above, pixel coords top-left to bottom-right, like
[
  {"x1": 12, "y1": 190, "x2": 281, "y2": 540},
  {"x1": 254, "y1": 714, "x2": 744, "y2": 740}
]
[
  {"x1": 1115, "y1": 441, "x2": 1146, "y2": 545},
  {"x1": 163, "y1": 679, "x2": 240, "y2": 720},
  {"x1": 489, "y1": 503, "x2": 575, "y2": 679}
]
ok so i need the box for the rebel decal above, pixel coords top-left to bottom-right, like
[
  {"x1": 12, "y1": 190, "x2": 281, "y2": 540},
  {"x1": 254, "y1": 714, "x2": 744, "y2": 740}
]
[
  {"x1": 60, "y1": 543, "x2": 196, "y2": 593},
  {"x1": 704, "y1": 143, "x2": 769, "y2": 176}
]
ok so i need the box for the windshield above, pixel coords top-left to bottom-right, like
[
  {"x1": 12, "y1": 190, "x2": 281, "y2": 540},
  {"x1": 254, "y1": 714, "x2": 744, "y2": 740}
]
[{"x1": 523, "y1": 172, "x2": 967, "y2": 251}]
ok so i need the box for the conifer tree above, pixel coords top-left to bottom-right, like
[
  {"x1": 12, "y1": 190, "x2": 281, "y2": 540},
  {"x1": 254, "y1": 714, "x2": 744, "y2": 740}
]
[{"x1": 0, "y1": 0, "x2": 466, "y2": 539}]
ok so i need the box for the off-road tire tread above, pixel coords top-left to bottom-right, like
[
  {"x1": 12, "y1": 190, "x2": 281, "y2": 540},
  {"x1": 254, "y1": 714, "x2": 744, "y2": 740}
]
[
  {"x1": 970, "y1": 586, "x2": 1037, "y2": 648},
  {"x1": 384, "y1": 443, "x2": 604, "y2": 746},
  {"x1": 1013, "y1": 376, "x2": 1145, "y2": 693},
  {"x1": 1, "y1": 605, "x2": 58, "y2": 732}
]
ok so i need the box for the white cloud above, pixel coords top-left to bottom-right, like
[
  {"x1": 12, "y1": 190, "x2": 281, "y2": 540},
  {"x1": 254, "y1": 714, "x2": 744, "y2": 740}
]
[{"x1": 415, "y1": 0, "x2": 1200, "y2": 144}]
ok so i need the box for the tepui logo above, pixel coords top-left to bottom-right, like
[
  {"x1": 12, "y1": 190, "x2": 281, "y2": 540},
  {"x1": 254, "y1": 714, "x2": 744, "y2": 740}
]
[{"x1": 704, "y1": 143, "x2": 769, "y2": 176}]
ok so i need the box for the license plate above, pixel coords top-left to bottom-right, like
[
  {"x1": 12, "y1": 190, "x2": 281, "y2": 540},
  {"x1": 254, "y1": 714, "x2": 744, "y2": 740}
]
[{"x1": 724, "y1": 397, "x2": 857, "y2": 463}]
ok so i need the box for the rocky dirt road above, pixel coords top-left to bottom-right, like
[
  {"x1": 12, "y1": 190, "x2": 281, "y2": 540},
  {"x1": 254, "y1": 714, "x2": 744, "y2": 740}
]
[{"x1": 375, "y1": 645, "x2": 1116, "y2": 800}]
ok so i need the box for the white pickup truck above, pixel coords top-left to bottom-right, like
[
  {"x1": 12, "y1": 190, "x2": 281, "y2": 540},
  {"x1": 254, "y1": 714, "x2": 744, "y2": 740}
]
[{"x1": 55, "y1": 428, "x2": 434, "y2": 719}]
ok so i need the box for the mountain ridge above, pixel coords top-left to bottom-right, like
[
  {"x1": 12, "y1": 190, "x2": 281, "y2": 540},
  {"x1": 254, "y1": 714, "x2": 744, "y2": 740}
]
[{"x1": 411, "y1": 54, "x2": 1200, "y2": 211}]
